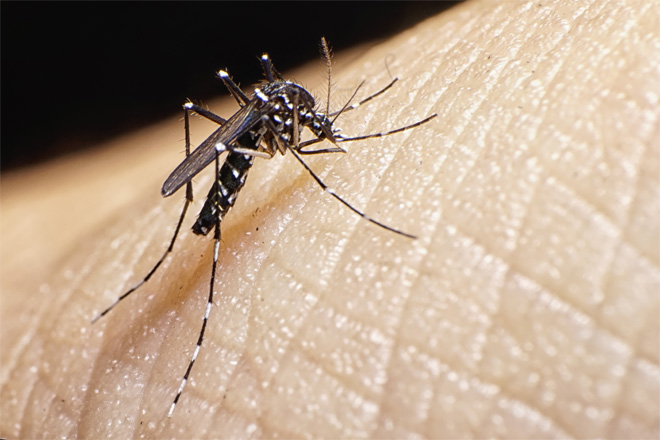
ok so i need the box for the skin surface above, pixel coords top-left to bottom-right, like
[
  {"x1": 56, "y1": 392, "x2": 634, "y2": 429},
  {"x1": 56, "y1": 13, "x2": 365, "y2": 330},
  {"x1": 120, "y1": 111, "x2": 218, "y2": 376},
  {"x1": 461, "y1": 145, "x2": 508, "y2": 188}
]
[{"x1": 1, "y1": 0, "x2": 659, "y2": 438}]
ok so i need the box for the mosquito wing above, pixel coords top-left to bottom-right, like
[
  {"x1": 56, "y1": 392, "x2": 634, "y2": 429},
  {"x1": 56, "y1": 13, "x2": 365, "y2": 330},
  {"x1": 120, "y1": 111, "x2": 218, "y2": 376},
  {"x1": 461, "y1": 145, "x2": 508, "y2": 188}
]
[{"x1": 161, "y1": 102, "x2": 266, "y2": 197}]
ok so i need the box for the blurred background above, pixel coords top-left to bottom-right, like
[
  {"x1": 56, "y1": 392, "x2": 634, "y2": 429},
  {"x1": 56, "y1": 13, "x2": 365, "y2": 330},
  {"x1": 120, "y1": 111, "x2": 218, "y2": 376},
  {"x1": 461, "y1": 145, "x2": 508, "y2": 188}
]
[{"x1": 2, "y1": 2, "x2": 459, "y2": 171}]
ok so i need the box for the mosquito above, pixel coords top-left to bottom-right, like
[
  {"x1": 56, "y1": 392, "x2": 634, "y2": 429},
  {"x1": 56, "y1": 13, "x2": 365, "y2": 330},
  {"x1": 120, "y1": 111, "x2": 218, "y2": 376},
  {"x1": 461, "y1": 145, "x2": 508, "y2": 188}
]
[{"x1": 92, "y1": 38, "x2": 436, "y2": 417}]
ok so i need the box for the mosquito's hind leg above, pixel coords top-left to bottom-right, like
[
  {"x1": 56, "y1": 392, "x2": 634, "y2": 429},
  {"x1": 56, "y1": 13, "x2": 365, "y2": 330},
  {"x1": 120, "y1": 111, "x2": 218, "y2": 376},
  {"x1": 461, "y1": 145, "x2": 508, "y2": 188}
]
[{"x1": 168, "y1": 126, "x2": 226, "y2": 417}]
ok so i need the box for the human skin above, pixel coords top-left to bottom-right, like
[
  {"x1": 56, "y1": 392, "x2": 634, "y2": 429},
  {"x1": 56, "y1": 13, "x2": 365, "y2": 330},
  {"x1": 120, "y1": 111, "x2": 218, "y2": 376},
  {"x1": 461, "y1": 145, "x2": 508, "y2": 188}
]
[{"x1": 1, "y1": 1, "x2": 658, "y2": 438}]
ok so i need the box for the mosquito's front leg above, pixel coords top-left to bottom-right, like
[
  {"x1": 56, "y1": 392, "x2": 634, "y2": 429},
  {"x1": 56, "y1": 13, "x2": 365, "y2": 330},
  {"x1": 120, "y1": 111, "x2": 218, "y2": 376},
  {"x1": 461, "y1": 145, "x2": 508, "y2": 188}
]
[
  {"x1": 297, "y1": 137, "x2": 346, "y2": 155},
  {"x1": 91, "y1": 103, "x2": 200, "y2": 323}
]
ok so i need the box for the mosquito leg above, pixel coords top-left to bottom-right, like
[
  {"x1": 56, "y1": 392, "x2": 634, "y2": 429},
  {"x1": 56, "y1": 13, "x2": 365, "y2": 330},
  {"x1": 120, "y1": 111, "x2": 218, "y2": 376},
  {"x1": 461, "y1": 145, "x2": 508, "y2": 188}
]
[
  {"x1": 259, "y1": 53, "x2": 284, "y2": 82},
  {"x1": 297, "y1": 137, "x2": 346, "y2": 155},
  {"x1": 89, "y1": 197, "x2": 190, "y2": 323},
  {"x1": 167, "y1": 218, "x2": 220, "y2": 417},
  {"x1": 336, "y1": 114, "x2": 437, "y2": 144},
  {"x1": 184, "y1": 102, "x2": 227, "y2": 125},
  {"x1": 261, "y1": 117, "x2": 416, "y2": 239},
  {"x1": 217, "y1": 70, "x2": 250, "y2": 106},
  {"x1": 168, "y1": 125, "x2": 226, "y2": 417},
  {"x1": 91, "y1": 105, "x2": 197, "y2": 324},
  {"x1": 292, "y1": 90, "x2": 300, "y2": 148},
  {"x1": 297, "y1": 134, "x2": 346, "y2": 154},
  {"x1": 328, "y1": 78, "x2": 398, "y2": 119},
  {"x1": 298, "y1": 146, "x2": 346, "y2": 155},
  {"x1": 289, "y1": 147, "x2": 415, "y2": 239},
  {"x1": 297, "y1": 113, "x2": 437, "y2": 154}
]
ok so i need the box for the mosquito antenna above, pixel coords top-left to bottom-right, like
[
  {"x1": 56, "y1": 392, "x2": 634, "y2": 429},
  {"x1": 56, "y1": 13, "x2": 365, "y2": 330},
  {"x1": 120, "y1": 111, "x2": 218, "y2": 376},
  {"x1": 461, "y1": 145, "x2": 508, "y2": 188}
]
[{"x1": 320, "y1": 37, "x2": 333, "y2": 117}]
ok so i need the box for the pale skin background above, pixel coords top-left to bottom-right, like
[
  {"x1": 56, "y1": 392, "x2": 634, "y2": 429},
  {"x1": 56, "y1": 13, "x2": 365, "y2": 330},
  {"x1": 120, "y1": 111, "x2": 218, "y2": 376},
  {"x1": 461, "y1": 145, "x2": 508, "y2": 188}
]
[{"x1": 1, "y1": 1, "x2": 659, "y2": 438}]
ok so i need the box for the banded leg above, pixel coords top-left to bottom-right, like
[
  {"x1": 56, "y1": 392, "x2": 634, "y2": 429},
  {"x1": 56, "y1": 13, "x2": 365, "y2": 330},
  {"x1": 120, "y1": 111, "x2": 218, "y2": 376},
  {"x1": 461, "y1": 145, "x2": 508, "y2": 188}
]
[
  {"x1": 288, "y1": 112, "x2": 436, "y2": 237},
  {"x1": 328, "y1": 78, "x2": 398, "y2": 120},
  {"x1": 295, "y1": 113, "x2": 438, "y2": 155},
  {"x1": 289, "y1": 148, "x2": 416, "y2": 239},
  {"x1": 217, "y1": 70, "x2": 250, "y2": 106},
  {"x1": 262, "y1": 116, "x2": 417, "y2": 239},
  {"x1": 184, "y1": 102, "x2": 227, "y2": 125},
  {"x1": 168, "y1": 131, "x2": 226, "y2": 417},
  {"x1": 304, "y1": 78, "x2": 404, "y2": 147},
  {"x1": 260, "y1": 53, "x2": 284, "y2": 82}
]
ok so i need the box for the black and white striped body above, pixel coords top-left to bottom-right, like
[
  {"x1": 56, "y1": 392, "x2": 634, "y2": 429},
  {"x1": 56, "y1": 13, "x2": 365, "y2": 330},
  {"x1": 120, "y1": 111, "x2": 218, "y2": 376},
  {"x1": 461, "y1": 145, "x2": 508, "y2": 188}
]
[
  {"x1": 192, "y1": 80, "x2": 326, "y2": 236},
  {"x1": 192, "y1": 137, "x2": 258, "y2": 236}
]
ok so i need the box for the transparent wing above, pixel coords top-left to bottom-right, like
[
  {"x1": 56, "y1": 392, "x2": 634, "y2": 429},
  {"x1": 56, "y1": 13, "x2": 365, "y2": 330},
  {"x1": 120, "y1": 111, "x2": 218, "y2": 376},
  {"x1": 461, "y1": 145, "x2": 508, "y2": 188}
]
[{"x1": 161, "y1": 102, "x2": 266, "y2": 197}]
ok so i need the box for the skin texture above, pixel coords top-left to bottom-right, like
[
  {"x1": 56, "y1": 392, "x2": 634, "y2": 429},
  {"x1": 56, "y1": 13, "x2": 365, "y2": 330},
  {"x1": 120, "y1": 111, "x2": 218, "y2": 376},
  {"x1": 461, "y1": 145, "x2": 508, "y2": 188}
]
[{"x1": 1, "y1": 0, "x2": 659, "y2": 438}]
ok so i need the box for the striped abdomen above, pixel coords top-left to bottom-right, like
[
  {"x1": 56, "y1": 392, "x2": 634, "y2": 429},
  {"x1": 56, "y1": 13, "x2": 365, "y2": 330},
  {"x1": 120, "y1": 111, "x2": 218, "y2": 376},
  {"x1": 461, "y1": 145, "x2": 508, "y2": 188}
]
[{"x1": 192, "y1": 132, "x2": 258, "y2": 236}]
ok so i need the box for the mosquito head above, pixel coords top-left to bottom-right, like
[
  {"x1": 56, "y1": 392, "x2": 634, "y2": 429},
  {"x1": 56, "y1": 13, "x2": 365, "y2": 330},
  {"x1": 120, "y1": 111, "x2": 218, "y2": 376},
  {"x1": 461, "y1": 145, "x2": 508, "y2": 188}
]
[{"x1": 308, "y1": 112, "x2": 337, "y2": 143}]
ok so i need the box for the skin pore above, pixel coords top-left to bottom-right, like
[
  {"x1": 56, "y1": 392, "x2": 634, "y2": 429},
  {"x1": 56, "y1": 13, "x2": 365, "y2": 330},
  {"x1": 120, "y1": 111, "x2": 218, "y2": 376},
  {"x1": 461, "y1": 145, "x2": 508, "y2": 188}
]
[{"x1": 1, "y1": 1, "x2": 658, "y2": 438}]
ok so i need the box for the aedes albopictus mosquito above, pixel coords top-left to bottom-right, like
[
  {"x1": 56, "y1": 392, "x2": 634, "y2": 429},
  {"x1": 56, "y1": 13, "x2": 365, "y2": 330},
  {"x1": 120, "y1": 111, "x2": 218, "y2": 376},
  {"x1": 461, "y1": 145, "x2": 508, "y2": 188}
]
[{"x1": 92, "y1": 38, "x2": 436, "y2": 417}]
